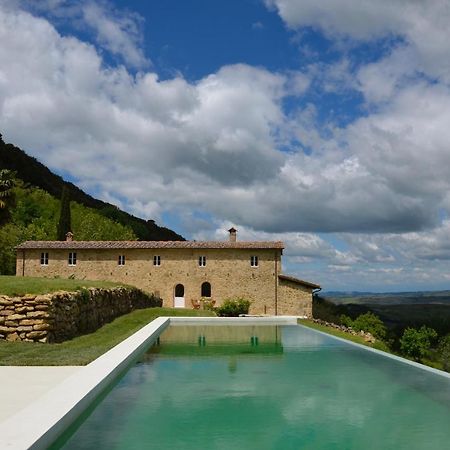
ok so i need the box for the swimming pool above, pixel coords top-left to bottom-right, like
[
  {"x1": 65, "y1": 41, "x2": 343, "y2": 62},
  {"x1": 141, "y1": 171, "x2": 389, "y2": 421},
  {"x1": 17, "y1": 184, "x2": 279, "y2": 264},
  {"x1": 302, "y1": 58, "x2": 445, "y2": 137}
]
[{"x1": 53, "y1": 324, "x2": 450, "y2": 449}]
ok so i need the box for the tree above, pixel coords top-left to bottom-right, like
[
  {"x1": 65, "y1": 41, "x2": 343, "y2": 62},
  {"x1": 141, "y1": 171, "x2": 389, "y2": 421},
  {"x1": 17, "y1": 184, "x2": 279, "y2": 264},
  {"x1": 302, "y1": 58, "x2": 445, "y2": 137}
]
[
  {"x1": 438, "y1": 334, "x2": 450, "y2": 372},
  {"x1": 400, "y1": 326, "x2": 438, "y2": 361},
  {"x1": 0, "y1": 223, "x2": 21, "y2": 275},
  {"x1": 352, "y1": 312, "x2": 387, "y2": 340},
  {"x1": 71, "y1": 204, "x2": 136, "y2": 240},
  {"x1": 339, "y1": 314, "x2": 353, "y2": 327},
  {"x1": 57, "y1": 186, "x2": 72, "y2": 240},
  {"x1": 0, "y1": 169, "x2": 16, "y2": 225}
]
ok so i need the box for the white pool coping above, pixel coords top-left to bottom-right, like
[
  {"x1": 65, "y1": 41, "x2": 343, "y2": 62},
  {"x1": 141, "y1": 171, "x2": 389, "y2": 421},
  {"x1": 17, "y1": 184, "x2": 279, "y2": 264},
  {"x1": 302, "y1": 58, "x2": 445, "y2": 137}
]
[
  {"x1": 0, "y1": 316, "x2": 297, "y2": 450},
  {"x1": 170, "y1": 316, "x2": 299, "y2": 325}
]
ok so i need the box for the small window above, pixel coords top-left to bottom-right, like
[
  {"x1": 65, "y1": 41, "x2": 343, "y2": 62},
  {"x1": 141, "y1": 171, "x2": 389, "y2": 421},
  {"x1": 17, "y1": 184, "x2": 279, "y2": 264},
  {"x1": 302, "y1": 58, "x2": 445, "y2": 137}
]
[
  {"x1": 201, "y1": 282, "x2": 211, "y2": 298},
  {"x1": 199, "y1": 256, "x2": 206, "y2": 267},
  {"x1": 68, "y1": 252, "x2": 77, "y2": 266},
  {"x1": 40, "y1": 252, "x2": 49, "y2": 266},
  {"x1": 250, "y1": 256, "x2": 258, "y2": 267},
  {"x1": 118, "y1": 255, "x2": 125, "y2": 266},
  {"x1": 153, "y1": 255, "x2": 161, "y2": 266}
]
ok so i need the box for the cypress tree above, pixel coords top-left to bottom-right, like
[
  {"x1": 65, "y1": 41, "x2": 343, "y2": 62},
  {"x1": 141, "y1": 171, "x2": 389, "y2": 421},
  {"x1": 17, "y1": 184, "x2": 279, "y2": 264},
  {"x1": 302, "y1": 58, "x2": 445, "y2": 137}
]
[
  {"x1": 0, "y1": 169, "x2": 15, "y2": 225},
  {"x1": 57, "y1": 186, "x2": 72, "y2": 240}
]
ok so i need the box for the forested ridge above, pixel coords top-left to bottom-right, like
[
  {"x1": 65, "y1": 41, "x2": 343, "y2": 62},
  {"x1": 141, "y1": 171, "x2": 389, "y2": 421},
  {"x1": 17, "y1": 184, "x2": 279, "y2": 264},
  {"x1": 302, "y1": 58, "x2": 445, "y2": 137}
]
[
  {"x1": 0, "y1": 134, "x2": 183, "y2": 242},
  {"x1": 0, "y1": 134, "x2": 183, "y2": 275}
]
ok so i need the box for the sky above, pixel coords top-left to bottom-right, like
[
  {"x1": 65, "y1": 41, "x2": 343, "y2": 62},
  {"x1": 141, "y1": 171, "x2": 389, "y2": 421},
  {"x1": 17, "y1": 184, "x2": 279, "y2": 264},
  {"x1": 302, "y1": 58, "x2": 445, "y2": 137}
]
[{"x1": 1, "y1": 0, "x2": 450, "y2": 292}]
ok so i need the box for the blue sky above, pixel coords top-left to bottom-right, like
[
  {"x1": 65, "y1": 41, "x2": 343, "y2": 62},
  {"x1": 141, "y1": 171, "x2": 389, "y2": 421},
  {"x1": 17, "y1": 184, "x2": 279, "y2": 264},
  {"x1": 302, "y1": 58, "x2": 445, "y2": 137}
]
[{"x1": 2, "y1": 0, "x2": 450, "y2": 292}]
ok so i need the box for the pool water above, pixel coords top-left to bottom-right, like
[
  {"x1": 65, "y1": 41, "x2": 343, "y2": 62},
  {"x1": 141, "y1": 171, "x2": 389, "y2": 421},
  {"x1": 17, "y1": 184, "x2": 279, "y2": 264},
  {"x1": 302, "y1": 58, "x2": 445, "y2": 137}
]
[{"x1": 55, "y1": 325, "x2": 450, "y2": 449}]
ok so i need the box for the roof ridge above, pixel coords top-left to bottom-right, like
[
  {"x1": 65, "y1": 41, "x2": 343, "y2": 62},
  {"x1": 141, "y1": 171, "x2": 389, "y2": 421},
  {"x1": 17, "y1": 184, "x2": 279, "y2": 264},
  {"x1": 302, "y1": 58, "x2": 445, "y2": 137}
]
[{"x1": 16, "y1": 240, "x2": 284, "y2": 250}]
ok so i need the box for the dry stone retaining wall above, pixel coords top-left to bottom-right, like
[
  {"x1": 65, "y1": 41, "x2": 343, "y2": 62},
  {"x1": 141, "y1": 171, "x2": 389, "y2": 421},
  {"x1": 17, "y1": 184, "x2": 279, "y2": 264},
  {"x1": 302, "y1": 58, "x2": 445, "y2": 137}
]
[{"x1": 0, "y1": 287, "x2": 161, "y2": 343}]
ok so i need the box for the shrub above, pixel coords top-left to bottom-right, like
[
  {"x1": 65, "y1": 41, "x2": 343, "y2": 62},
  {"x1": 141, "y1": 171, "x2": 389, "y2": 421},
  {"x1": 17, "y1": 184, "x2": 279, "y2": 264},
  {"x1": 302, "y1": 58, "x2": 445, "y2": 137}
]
[
  {"x1": 438, "y1": 334, "x2": 450, "y2": 371},
  {"x1": 351, "y1": 312, "x2": 387, "y2": 340},
  {"x1": 339, "y1": 314, "x2": 353, "y2": 327},
  {"x1": 77, "y1": 287, "x2": 91, "y2": 304},
  {"x1": 200, "y1": 297, "x2": 216, "y2": 311},
  {"x1": 216, "y1": 298, "x2": 250, "y2": 317},
  {"x1": 400, "y1": 326, "x2": 438, "y2": 361}
]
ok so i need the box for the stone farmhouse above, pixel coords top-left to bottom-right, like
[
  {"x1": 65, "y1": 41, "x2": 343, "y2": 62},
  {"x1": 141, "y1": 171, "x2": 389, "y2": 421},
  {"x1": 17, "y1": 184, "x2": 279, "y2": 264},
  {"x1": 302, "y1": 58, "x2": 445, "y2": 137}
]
[{"x1": 15, "y1": 228, "x2": 320, "y2": 316}]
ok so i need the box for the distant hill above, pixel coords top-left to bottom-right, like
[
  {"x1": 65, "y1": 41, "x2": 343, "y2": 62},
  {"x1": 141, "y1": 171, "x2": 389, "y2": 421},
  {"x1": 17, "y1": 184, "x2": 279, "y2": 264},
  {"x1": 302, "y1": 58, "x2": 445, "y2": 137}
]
[
  {"x1": 322, "y1": 290, "x2": 450, "y2": 305},
  {"x1": 0, "y1": 133, "x2": 184, "y2": 241}
]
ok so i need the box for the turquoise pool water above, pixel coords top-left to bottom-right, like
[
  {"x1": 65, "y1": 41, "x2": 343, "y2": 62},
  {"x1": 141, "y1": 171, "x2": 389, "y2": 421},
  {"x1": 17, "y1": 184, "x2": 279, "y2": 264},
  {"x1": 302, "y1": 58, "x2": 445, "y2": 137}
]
[{"x1": 55, "y1": 325, "x2": 450, "y2": 449}]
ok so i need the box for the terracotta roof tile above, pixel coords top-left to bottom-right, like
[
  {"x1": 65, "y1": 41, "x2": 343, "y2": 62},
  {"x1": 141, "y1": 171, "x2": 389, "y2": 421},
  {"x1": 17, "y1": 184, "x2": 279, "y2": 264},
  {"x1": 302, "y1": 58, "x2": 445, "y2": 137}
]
[{"x1": 16, "y1": 240, "x2": 284, "y2": 250}]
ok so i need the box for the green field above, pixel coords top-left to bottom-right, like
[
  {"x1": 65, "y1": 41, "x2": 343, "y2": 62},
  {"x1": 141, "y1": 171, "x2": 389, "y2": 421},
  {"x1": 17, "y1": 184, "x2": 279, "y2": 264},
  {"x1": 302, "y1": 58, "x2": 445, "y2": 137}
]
[
  {"x1": 0, "y1": 307, "x2": 214, "y2": 365},
  {"x1": 0, "y1": 275, "x2": 125, "y2": 296}
]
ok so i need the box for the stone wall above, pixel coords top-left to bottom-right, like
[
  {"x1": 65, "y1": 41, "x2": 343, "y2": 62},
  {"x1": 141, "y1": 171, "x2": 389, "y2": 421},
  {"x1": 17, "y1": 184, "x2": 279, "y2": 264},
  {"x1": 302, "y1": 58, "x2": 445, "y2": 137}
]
[
  {"x1": 278, "y1": 278, "x2": 313, "y2": 317},
  {"x1": 0, "y1": 287, "x2": 161, "y2": 343}
]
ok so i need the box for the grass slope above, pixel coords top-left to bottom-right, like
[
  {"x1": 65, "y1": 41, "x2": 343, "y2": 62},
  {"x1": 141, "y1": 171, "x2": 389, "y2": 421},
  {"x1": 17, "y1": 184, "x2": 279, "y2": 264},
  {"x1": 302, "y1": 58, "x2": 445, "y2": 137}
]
[
  {"x1": 299, "y1": 319, "x2": 390, "y2": 352},
  {"x1": 0, "y1": 276, "x2": 124, "y2": 296},
  {"x1": 0, "y1": 307, "x2": 214, "y2": 366}
]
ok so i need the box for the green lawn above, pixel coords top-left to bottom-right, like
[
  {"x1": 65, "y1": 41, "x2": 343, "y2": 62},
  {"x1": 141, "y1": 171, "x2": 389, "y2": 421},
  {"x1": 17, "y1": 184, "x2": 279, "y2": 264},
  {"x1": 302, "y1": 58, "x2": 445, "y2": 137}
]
[
  {"x1": 0, "y1": 307, "x2": 214, "y2": 366},
  {"x1": 298, "y1": 319, "x2": 391, "y2": 352},
  {"x1": 0, "y1": 275, "x2": 124, "y2": 296}
]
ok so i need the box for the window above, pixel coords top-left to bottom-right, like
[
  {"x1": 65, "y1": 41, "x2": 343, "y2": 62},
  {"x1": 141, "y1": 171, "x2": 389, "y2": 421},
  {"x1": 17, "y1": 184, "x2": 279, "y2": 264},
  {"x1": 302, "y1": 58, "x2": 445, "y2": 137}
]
[
  {"x1": 153, "y1": 255, "x2": 161, "y2": 266},
  {"x1": 250, "y1": 256, "x2": 258, "y2": 267},
  {"x1": 118, "y1": 255, "x2": 125, "y2": 266},
  {"x1": 40, "y1": 252, "x2": 49, "y2": 266},
  {"x1": 68, "y1": 252, "x2": 77, "y2": 266},
  {"x1": 201, "y1": 282, "x2": 211, "y2": 298},
  {"x1": 198, "y1": 256, "x2": 206, "y2": 267}
]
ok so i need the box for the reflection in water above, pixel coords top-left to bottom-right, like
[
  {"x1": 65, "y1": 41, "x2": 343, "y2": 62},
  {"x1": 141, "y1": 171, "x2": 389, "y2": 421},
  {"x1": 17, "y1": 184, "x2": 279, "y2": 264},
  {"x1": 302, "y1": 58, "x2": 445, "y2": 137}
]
[
  {"x1": 141, "y1": 325, "x2": 284, "y2": 359},
  {"x1": 228, "y1": 357, "x2": 237, "y2": 374}
]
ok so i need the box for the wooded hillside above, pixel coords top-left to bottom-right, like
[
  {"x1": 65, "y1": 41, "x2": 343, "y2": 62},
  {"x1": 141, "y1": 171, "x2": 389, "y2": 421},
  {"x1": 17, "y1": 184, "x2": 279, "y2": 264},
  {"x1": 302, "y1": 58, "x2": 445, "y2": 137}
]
[{"x1": 0, "y1": 134, "x2": 183, "y2": 241}]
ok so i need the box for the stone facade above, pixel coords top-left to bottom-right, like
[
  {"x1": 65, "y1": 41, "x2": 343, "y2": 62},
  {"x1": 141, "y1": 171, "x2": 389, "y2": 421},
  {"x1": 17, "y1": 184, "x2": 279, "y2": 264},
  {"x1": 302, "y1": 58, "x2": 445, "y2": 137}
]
[
  {"x1": 278, "y1": 277, "x2": 313, "y2": 316},
  {"x1": 0, "y1": 287, "x2": 160, "y2": 343},
  {"x1": 16, "y1": 232, "x2": 320, "y2": 316}
]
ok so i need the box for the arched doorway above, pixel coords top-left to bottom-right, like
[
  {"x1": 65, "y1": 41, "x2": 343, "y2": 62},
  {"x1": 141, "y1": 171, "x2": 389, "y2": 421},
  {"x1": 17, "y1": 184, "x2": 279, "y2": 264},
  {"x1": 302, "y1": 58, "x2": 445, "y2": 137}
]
[
  {"x1": 174, "y1": 284, "x2": 185, "y2": 308},
  {"x1": 201, "y1": 282, "x2": 211, "y2": 298}
]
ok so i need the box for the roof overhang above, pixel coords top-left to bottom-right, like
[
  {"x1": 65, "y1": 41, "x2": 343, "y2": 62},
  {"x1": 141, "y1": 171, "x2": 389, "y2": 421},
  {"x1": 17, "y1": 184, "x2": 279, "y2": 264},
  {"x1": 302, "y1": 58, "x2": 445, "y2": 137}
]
[{"x1": 278, "y1": 274, "x2": 321, "y2": 290}]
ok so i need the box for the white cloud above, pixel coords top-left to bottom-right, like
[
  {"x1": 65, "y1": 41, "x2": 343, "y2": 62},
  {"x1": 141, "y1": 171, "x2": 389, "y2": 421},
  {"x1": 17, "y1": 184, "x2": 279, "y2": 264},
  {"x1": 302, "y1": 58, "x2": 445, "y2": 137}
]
[
  {"x1": 356, "y1": 46, "x2": 418, "y2": 104},
  {"x1": 2, "y1": 3, "x2": 450, "y2": 290},
  {"x1": 81, "y1": 1, "x2": 148, "y2": 69},
  {"x1": 266, "y1": 0, "x2": 450, "y2": 83},
  {"x1": 13, "y1": 0, "x2": 148, "y2": 69}
]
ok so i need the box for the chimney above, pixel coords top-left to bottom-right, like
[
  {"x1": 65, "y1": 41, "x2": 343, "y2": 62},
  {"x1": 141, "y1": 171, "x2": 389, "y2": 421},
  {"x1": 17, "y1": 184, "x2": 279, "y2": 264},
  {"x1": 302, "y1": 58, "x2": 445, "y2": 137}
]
[
  {"x1": 65, "y1": 231, "x2": 74, "y2": 242},
  {"x1": 228, "y1": 227, "x2": 237, "y2": 242}
]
